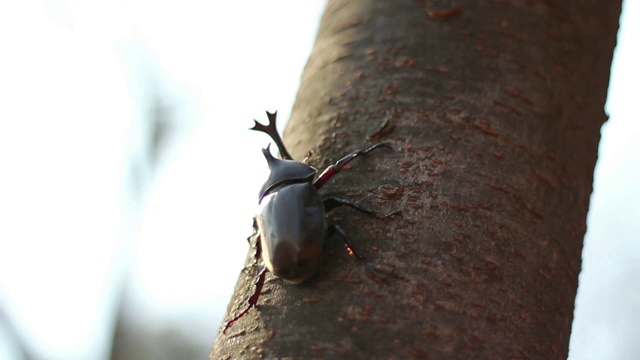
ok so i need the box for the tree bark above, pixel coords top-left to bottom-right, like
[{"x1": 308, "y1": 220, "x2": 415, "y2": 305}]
[{"x1": 212, "y1": 0, "x2": 620, "y2": 359}]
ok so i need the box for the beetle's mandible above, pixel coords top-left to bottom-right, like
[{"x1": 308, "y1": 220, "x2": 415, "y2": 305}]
[{"x1": 223, "y1": 111, "x2": 399, "y2": 333}]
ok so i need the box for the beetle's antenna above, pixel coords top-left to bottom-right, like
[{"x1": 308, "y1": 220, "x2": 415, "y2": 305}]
[{"x1": 250, "y1": 111, "x2": 293, "y2": 160}]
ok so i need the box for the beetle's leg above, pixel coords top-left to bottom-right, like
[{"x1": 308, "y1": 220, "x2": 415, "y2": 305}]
[
  {"x1": 242, "y1": 236, "x2": 262, "y2": 274},
  {"x1": 329, "y1": 224, "x2": 392, "y2": 281},
  {"x1": 314, "y1": 143, "x2": 391, "y2": 189},
  {"x1": 328, "y1": 224, "x2": 366, "y2": 262},
  {"x1": 243, "y1": 219, "x2": 262, "y2": 273},
  {"x1": 223, "y1": 266, "x2": 269, "y2": 334},
  {"x1": 302, "y1": 149, "x2": 314, "y2": 164},
  {"x1": 252, "y1": 237, "x2": 262, "y2": 266},
  {"x1": 323, "y1": 197, "x2": 401, "y2": 218},
  {"x1": 250, "y1": 111, "x2": 293, "y2": 160},
  {"x1": 250, "y1": 218, "x2": 262, "y2": 265},
  {"x1": 246, "y1": 218, "x2": 258, "y2": 244}
]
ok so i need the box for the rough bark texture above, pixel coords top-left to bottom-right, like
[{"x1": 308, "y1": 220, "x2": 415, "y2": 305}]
[{"x1": 212, "y1": 0, "x2": 620, "y2": 359}]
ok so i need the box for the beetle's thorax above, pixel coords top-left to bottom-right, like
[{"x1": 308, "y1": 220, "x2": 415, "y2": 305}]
[{"x1": 258, "y1": 145, "x2": 317, "y2": 201}]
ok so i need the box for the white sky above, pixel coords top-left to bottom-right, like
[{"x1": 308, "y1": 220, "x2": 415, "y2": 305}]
[
  {"x1": 569, "y1": 1, "x2": 640, "y2": 359},
  {"x1": 0, "y1": 1, "x2": 637, "y2": 359}
]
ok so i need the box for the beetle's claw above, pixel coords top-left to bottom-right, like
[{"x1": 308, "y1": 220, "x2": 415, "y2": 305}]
[
  {"x1": 380, "y1": 210, "x2": 403, "y2": 219},
  {"x1": 241, "y1": 264, "x2": 254, "y2": 275},
  {"x1": 364, "y1": 263, "x2": 387, "y2": 281},
  {"x1": 364, "y1": 262, "x2": 404, "y2": 283},
  {"x1": 364, "y1": 142, "x2": 393, "y2": 153},
  {"x1": 302, "y1": 149, "x2": 314, "y2": 164}
]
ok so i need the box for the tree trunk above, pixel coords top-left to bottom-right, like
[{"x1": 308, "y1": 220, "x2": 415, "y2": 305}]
[{"x1": 212, "y1": 0, "x2": 620, "y2": 359}]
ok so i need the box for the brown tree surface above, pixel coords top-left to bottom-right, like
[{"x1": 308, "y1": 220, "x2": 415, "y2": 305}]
[{"x1": 212, "y1": 0, "x2": 621, "y2": 359}]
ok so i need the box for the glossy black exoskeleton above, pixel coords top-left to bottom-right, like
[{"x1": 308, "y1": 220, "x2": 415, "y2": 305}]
[{"x1": 223, "y1": 111, "x2": 398, "y2": 333}]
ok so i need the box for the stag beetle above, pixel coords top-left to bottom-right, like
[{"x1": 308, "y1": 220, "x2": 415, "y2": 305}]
[{"x1": 223, "y1": 111, "x2": 398, "y2": 333}]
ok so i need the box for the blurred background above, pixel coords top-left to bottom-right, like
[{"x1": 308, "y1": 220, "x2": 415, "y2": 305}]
[{"x1": 0, "y1": 1, "x2": 637, "y2": 359}]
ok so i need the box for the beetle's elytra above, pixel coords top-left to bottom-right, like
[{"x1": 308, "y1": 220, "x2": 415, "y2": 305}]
[{"x1": 223, "y1": 111, "x2": 398, "y2": 333}]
